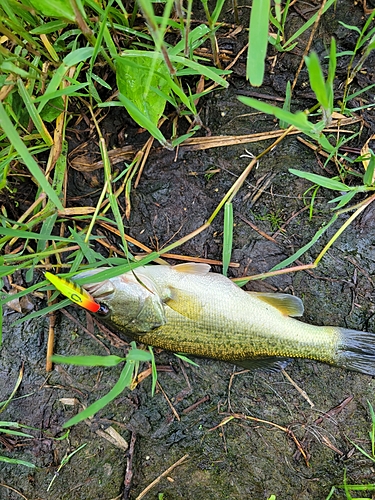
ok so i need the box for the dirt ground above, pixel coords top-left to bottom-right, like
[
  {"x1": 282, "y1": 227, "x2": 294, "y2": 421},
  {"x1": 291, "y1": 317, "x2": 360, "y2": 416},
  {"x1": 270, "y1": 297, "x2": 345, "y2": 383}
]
[{"x1": 2, "y1": 1, "x2": 375, "y2": 499}]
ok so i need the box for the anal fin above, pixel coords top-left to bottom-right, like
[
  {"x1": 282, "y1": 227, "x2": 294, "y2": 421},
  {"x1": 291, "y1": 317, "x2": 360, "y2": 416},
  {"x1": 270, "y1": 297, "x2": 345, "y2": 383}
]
[{"x1": 233, "y1": 357, "x2": 291, "y2": 372}]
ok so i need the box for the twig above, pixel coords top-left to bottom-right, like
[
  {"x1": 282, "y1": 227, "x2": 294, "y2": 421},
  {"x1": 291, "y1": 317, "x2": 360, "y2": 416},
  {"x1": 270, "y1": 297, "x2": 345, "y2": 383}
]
[
  {"x1": 0, "y1": 483, "x2": 28, "y2": 499},
  {"x1": 294, "y1": 396, "x2": 353, "y2": 461},
  {"x1": 210, "y1": 413, "x2": 310, "y2": 466},
  {"x1": 46, "y1": 297, "x2": 56, "y2": 372},
  {"x1": 59, "y1": 309, "x2": 111, "y2": 353},
  {"x1": 291, "y1": 0, "x2": 328, "y2": 92},
  {"x1": 157, "y1": 381, "x2": 180, "y2": 421},
  {"x1": 135, "y1": 454, "x2": 190, "y2": 500},
  {"x1": 182, "y1": 395, "x2": 210, "y2": 415},
  {"x1": 123, "y1": 432, "x2": 137, "y2": 500},
  {"x1": 282, "y1": 369, "x2": 315, "y2": 408}
]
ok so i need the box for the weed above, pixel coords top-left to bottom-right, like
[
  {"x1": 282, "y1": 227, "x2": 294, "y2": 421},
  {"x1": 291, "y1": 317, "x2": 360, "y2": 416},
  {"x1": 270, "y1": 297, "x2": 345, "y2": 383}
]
[
  {"x1": 251, "y1": 209, "x2": 284, "y2": 231},
  {"x1": 325, "y1": 401, "x2": 375, "y2": 500},
  {"x1": 51, "y1": 342, "x2": 152, "y2": 428}
]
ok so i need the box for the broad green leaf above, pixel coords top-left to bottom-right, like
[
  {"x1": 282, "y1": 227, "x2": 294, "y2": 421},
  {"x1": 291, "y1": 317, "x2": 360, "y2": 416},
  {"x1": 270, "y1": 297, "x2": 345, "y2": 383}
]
[
  {"x1": 116, "y1": 55, "x2": 170, "y2": 128},
  {"x1": 28, "y1": 0, "x2": 76, "y2": 22},
  {"x1": 117, "y1": 93, "x2": 169, "y2": 148},
  {"x1": 40, "y1": 97, "x2": 65, "y2": 122}
]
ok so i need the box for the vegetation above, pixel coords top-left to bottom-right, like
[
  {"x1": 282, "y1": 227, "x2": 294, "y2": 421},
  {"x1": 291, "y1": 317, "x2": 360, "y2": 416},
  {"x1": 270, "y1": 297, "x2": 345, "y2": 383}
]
[{"x1": 1, "y1": 0, "x2": 375, "y2": 497}]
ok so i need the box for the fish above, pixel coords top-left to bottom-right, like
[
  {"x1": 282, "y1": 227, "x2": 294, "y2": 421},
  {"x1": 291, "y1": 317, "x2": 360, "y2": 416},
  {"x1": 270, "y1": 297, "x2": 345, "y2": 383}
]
[{"x1": 77, "y1": 262, "x2": 375, "y2": 375}]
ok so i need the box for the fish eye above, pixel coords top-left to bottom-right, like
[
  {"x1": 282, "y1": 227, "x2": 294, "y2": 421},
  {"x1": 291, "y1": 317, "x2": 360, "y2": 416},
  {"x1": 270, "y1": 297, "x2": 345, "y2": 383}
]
[{"x1": 96, "y1": 304, "x2": 109, "y2": 316}]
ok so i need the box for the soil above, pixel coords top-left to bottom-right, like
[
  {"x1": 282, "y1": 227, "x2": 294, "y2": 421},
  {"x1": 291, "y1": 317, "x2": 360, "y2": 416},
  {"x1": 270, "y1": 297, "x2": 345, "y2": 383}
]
[{"x1": 2, "y1": 1, "x2": 375, "y2": 499}]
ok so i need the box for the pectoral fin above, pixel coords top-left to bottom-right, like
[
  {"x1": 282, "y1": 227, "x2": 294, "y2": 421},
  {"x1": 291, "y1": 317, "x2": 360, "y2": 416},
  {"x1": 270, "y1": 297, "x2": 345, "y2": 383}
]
[
  {"x1": 248, "y1": 292, "x2": 304, "y2": 317},
  {"x1": 234, "y1": 357, "x2": 291, "y2": 372},
  {"x1": 165, "y1": 287, "x2": 203, "y2": 321}
]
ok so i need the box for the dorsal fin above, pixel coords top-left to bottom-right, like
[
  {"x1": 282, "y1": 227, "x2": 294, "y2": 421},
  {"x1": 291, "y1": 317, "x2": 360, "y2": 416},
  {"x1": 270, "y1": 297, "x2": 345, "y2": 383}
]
[
  {"x1": 247, "y1": 292, "x2": 304, "y2": 317},
  {"x1": 173, "y1": 263, "x2": 211, "y2": 275}
]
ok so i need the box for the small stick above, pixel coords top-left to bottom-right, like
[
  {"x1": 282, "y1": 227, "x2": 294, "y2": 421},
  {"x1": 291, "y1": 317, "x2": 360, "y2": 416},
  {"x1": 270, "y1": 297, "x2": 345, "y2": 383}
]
[
  {"x1": 135, "y1": 454, "x2": 189, "y2": 500},
  {"x1": 123, "y1": 432, "x2": 137, "y2": 500},
  {"x1": 291, "y1": 0, "x2": 328, "y2": 92},
  {"x1": 60, "y1": 309, "x2": 111, "y2": 353},
  {"x1": 0, "y1": 483, "x2": 28, "y2": 500},
  {"x1": 182, "y1": 395, "x2": 210, "y2": 415},
  {"x1": 282, "y1": 369, "x2": 315, "y2": 408},
  {"x1": 46, "y1": 294, "x2": 56, "y2": 372},
  {"x1": 157, "y1": 381, "x2": 180, "y2": 421}
]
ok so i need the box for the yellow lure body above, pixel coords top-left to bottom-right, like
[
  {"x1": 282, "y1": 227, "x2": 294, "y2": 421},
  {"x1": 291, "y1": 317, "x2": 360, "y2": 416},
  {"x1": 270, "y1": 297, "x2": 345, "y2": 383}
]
[{"x1": 45, "y1": 272, "x2": 100, "y2": 313}]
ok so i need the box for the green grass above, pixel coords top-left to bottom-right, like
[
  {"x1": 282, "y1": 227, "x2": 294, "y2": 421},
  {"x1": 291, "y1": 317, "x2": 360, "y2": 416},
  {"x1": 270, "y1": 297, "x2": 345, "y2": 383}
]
[
  {"x1": 0, "y1": 372, "x2": 36, "y2": 468},
  {"x1": 1, "y1": 0, "x2": 375, "y2": 436},
  {"x1": 2, "y1": 8, "x2": 375, "y2": 500}
]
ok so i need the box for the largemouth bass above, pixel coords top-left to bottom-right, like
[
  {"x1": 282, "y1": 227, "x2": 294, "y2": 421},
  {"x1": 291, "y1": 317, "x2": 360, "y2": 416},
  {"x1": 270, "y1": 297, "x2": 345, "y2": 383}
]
[{"x1": 79, "y1": 263, "x2": 375, "y2": 375}]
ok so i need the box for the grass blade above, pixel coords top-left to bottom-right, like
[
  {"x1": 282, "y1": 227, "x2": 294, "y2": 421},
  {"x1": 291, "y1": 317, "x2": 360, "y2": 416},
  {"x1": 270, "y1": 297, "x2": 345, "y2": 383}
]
[
  {"x1": 0, "y1": 456, "x2": 35, "y2": 468},
  {"x1": 62, "y1": 361, "x2": 135, "y2": 428},
  {"x1": 289, "y1": 169, "x2": 352, "y2": 191},
  {"x1": 271, "y1": 212, "x2": 338, "y2": 271},
  {"x1": 247, "y1": 0, "x2": 270, "y2": 86},
  {"x1": 51, "y1": 355, "x2": 126, "y2": 366},
  {"x1": 0, "y1": 101, "x2": 63, "y2": 210},
  {"x1": 222, "y1": 202, "x2": 233, "y2": 276}
]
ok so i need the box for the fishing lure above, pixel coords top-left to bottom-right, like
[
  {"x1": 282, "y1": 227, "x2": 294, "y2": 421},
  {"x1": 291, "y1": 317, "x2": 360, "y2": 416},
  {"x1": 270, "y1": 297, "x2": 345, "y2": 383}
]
[{"x1": 45, "y1": 272, "x2": 101, "y2": 313}]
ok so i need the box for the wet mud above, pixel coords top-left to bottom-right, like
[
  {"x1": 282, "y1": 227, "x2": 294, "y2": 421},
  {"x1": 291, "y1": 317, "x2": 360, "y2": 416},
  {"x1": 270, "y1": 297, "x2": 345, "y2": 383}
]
[{"x1": 2, "y1": 1, "x2": 375, "y2": 499}]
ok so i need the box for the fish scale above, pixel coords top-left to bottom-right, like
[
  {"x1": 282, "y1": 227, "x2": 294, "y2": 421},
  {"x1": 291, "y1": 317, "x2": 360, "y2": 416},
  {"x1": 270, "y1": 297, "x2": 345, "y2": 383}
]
[{"x1": 78, "y1": 263, "x2": 375, "y2": 375}]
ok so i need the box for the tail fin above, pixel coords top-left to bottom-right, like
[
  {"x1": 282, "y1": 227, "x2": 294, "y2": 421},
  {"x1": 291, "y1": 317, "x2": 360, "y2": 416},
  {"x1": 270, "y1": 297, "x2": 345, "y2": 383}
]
[{"x1": 337, "y1": 328, "x2": 375, "y2": 376}]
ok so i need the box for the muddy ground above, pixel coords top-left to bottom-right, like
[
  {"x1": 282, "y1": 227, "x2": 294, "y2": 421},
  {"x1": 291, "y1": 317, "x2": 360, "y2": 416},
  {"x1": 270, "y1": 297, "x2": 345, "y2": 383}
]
[{"x1": 2, "y1": 1, "x2": 375, "y2": 499}]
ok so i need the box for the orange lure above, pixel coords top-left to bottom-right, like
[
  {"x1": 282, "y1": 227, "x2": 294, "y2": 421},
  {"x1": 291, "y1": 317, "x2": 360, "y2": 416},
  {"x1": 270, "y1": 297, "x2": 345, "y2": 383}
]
[{"x1": 45, "y1": 272, "x2": 100, "y2": 313}]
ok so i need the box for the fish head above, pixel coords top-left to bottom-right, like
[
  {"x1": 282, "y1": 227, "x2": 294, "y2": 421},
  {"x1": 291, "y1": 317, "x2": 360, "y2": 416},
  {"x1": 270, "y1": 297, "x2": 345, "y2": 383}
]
[{"x1": 76, "y1": 268, "x2": 167, "y2": 336}]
